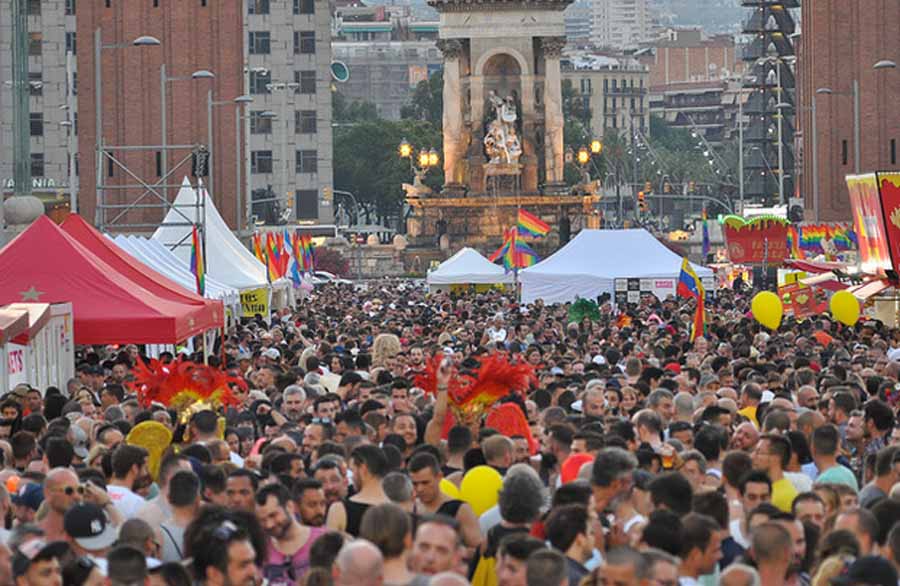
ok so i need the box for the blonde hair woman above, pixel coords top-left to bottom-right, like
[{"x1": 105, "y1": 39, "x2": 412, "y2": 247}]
[{"x1": 372, "y1": 333, "x2": 401, "y2": 369}]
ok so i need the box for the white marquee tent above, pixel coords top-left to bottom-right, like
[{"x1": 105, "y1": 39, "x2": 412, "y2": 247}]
[
  {"x1": 519, "y1": 229, "x2": 714, "y2": 304},
  {"x1": 427, "y1": 247, "x2": 514, "y2": 292},
  {"x1": 152, "y1": 179, "x2": 293, "y2": 306},
  {"x1": 111, "y1": 234, "x2": 241, "y2": 316}
]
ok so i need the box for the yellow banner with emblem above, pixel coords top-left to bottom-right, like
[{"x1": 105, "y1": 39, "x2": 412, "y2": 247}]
[{"x1": 240, "y1": 288, "x2": 269, "y2": 318}]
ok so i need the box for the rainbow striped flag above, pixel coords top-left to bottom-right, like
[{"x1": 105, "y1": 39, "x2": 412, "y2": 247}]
[
  {"x1": 265, "y1": 232, "x2": 282, "y2": 281},
  {"x1": 517, "y1": 209, "x2": 551, "y2": 238},
  {"x1": 252, "y1": 233, "x2": 265, "y2": 264},
  {"x1": 490, "y1": 228, "x2": 540, "y2": 271},
  {"x1": 190, "y1": 225, "x2": 205, "y2": 296}
]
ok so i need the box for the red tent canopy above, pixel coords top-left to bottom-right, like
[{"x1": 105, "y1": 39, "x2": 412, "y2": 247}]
[
  {"x1": 0, "y1": 216, "x2": 220, "y2": 344},
  {"x1": 60, "y1": 214, "x2": 221, "y2": 328}
]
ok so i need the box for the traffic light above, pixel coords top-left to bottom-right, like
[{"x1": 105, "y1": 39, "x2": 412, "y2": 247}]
[
  {"x1": 192, "y1": 146, "x2": 209, "y2": 177},
  {"x1": 637, "y1": 191, "x2": 648, "y2": 213},
  {"x1": 644, "y1": 181, "x2": 652, "y2": 193},
  {"x1": 664, "y1": 181, "x2": 672, "y2": 194}
]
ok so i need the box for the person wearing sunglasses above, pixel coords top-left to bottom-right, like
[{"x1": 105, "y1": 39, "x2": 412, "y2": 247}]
[{"x1": 188, "y1": 520, "x2": 260, "y2": 586}]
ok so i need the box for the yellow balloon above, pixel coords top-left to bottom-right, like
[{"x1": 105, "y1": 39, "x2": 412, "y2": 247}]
[
  {"x1": 751, "y1": 291, "x2": 783, "y2": 330},
  {"x1": 830, "y1": 290, "x2": 860, "y2": 326},
  {"x1": 440, "y1": 478, "x2": 460, "y2": 500},
  {"x1": 459, "y1": 465, "x2": 503, "y2": 516}
]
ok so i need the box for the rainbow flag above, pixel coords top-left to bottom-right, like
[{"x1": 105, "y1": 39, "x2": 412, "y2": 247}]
[
  {"x1": 517, "y1": 209, "x2": 551, "y2": 238},
  {"x1": 300, "y1": 234, "x2": 315, "y2": 272},
  {"x1": 677, "y1": 257, "x2": 705, "y2": 341},
  {"x1": 265, "y1": 232, "x2": 282, "y2": 281},
  {"x1": 490, "y1": 228, "x2": 539, "y2": 271},
  {"x1": 489, "y1": 228, "x2": 512, "y2": 263},
  {"x1": 190, "y1": 225, "x2": 205, "y2": 296},
  {"x1": 252, "y1": 233, "x2": 265, "y2": 264},
  {"x1": 701, "y1": 209, "x2": 710, "y2": 259}
]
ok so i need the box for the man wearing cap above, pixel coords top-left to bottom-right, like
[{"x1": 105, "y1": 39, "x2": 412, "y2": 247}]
[
  {"x1": 64, "y1": 503, "x2": 117, "y2": 562},
  {"x1": 12, "y1": 539, "x2": 68, "y2": 586},
  {"x1": 11, "y1": 484, "x2": 43, "y2": 527}
]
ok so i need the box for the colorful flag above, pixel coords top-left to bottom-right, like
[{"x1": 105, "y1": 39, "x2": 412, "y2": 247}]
[
  {"x1": 701, "y1": 208, "x2": 710, "y2": 259},
  {"x1": 491, "y1": 228, "x2": 539, "y2": 271},
  {"x1": 517, "y1": 209, "x2": 551, "y2": 239},
  {"x1": 190, "y1": 225, "x2": 205, "y2": 296},
  {"x1": 265, "y1": 232, "x2": 281, "y2": 281},
  {"x1": 677, "y1": 257, "x2": 705, "y2": 341},
  {"x1": 489, "y1": 229, "x2": 512, "y2": 263},
  {"x1": 300, "y1": 234, "x2": 315, "y2": 272},
  {"x1": 252, "y1": 233, "x2": 265, "y2": 264}
]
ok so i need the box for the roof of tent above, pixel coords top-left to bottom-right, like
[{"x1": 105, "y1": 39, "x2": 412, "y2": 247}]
[
  {"x1": 0, "y1": 307, "x2": 30, "y2": 345},
  {"x1": 152, "y1": 179, "x2": 272, "y2": 291},
  {"x1": 427, "y1": 248, "x2": 514, "y2": 285},
  {"x1": 111, "y1": 235, "x2": 239, "y2": 306},
  {"x1": 60, "y1": 215, "x2": 222, "y2": 327},
  {"x1": 520, "y1": 229, "x2": 713, "y2": 304},
  {"x1": 0, "y1": 216, "x2": 217, "y2": 344}
]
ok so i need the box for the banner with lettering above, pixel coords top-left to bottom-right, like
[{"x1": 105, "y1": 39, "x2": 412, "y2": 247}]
[
  {"x1": 722, "y1": 215, "x2": 790, "y2": 264},
  {"x1": 240, "y1": 288, "x2": 269, "y2": 318}
]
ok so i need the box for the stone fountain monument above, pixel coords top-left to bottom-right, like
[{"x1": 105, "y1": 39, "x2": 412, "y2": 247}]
[{"x1": 405, "y1": 0, "x2": 600, "y2": 252}]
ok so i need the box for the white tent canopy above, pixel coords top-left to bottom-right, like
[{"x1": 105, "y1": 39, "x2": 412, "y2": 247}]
[
  {"x1": 152, "y1": 179, "x2": 291, "y2": 300},
  {"x1": 427, "y1": 247, "x2": 514, "y2": 289},
  {"x1": 111, "y1": 234, "x2": 241, "y2": 314},
  {"x1": 520, "y1": 229, "x2": 714, "y2": 304}
]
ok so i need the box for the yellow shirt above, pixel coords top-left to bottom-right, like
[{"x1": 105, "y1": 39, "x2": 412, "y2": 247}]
[
  {"x1": 772, "y1": 477, "x2": 798, "y2": 513},
  {"x1": 738, "y1": 406, "x2": 758, "y2": 427}
]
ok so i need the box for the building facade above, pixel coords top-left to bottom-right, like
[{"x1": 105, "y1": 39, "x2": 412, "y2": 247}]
[
  {"x1": 244, "y1": 0, "x2": 333, "y2": 224},
  {"x1": 561, "y1": 55, "x2": 650, "y2": 140},
  {"x1": 799, "y1": 0, "x2": 900, "y2": 222},
  {"x1": 591, "y1": 0, "x2": 655, "y2": 51},
  {"x1": 0, "y1": 0, "x2": 76, "y2": 204},
  {"x1": 639, "y1": 28, "x2": 743, "y2": 87}
]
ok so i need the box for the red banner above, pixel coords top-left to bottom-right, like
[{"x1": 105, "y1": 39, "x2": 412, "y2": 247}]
[
  {"x1": 723, "y1": 217, "x2": 790, "y2": 264},
  {"x1": 877, "y1": 172, "x2": 900, "y2": 276}
]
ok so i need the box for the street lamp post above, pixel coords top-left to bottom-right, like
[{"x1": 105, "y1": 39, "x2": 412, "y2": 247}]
[
  {"x1": 93, "y1": 29, "x2": 160, "y2": 225},
  {"x1": 230, "y1": 96, "x2": 257, "y2": 231},
  {"x1": 398, "y1": 138, "x2": 440, "y2": 190},
  {"x1": 161, "y1": 66, "x2": 214, "y2": 200}
]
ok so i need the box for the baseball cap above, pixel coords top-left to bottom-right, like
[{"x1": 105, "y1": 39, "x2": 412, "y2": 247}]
[
  {"x1": 64, "y1": 504, "x2": 117, "y2": 551},
  {"x1": 832, "y1": 556, "x2": 898, "y2": 586},
  {"x1": 71, "y1": 425, "x2": 89, "y2": 459},
  {"x1": 262, "y1": 348, "x2": 280, "y2": 360},
  {"x1": 11, "y1": 483, "x2": 44, "y2": 512},
  {"x1": 12, "y1": 539, "x2": 70, "y2": 578}
]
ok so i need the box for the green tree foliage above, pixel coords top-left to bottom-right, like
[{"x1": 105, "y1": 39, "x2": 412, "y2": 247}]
[
  {"x1": 333, "y1": 119, "x2": 443, "y2": 222},
  {"x1": 401, "y1": 71, "x2": 443, "y2": 128},
  {"x1": 333, "y1": 91, "x2": 379, "y2": 123}
]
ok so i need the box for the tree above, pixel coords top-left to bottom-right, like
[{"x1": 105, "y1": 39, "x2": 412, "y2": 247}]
[
  {"x1": 333, "y1": 119, "x2": 443, "y2": 223},
  {"x1": 401, "y1": 71, "x2": 443, "y2": 128},
  {"x1": 333, "y1": 90, "x2": 379, "y2": 123}
]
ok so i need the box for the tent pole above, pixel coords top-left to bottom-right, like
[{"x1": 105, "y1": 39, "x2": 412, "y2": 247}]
[{"x1": 202, "y1": 333, "x2": 209, "y2": 365}]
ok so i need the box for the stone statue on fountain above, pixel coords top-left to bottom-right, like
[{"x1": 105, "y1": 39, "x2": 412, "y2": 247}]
[{"x1": 484, "y1": 91, "x2": 522, "y2": 166}]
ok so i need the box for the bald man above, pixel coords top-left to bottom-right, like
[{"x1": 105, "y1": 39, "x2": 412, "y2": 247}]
[
  {"x1": 41, "y1": 468, "x2": 82, "y2": 541},
  {"x1": 731, "y1": 422, "x2": 760, "y2": 451},
  {"x1": 333, "y1": 540, "x2": 384, "y2": 586},
  {"x1": 720, "y1": 563, "x2": 761, "y2": 586}
]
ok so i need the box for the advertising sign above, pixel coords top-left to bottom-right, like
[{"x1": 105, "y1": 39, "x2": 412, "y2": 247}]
[
  {"x1": 240, "y1": 288, "x2": 269, "y2": 318},
  {"x1": 722, "y1": 216, "x2": 790, "y2": 264},
  {"x1": 847, "y1": 173, "x2": 892, "y2": 276}
]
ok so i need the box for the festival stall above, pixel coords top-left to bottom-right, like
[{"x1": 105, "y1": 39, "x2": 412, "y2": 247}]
[
  {"x1": 1, "y1": 303, "x2": 75, "y2": 393},
  {"x1": 0, "y1": 216, "x2": 221, "y2": 344},
  {"x1": 0, "y1": 307, "x2": 30, "y2": 394},
  {"x1": 519, "y1": 229, "x2": 714, "y2": 304},
  {"x1": 110, "y1": 235, "x2": 240, "y2": 318},
  {"x1": 427, "y1": 247, "x2": 514, "y2": 293},
  {"x1": 60, "y1": 215, "x2": 223, "y2": 328},
  {"x1": 152, "y1": 179, "x2": 293, "y2": 311}
]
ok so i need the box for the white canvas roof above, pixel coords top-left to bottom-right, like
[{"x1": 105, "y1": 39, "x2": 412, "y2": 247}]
[
  {"x1": 111, "y1": 234, "x2": 241, "y2": 312},
  {"x1": 152, "y1": 178, "x2": 284, "y2": 292},
  {"x1": 520, "y1": 229, "x2": 713, "y2": 304},
  {"x1": 427, "y1": 247, "x2": 514, "y2": 285}
]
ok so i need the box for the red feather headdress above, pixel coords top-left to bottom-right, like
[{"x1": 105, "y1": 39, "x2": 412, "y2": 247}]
[
  {"x1": 131, "y1": 357, "x2": 245, "y2": 421},
  {"x1": 415, "y1": 352, "x2": 535, "y2": 425}
]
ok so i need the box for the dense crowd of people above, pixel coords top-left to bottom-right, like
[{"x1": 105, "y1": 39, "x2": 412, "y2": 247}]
[{"x1": 3, "y1": 279, "x2": 900, "y2": 586}]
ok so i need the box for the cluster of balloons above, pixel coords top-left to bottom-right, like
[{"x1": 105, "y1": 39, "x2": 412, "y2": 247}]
[
  {"x1": 441, "y1": 465, "x2": 503, "y2": 516},
  {"x1": 750, "y1": 289, "x2": 860, "y2": 330}
]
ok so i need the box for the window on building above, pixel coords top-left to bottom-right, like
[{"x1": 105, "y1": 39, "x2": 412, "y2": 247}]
[
  {"x1": 107, "y1": 157, "x2": 114, "y2": 177},
  {"x1": 29, "y1": 72, "x2": 42, "y2": 96},
  {"x1": 580, "y1": 78, "x2": 592, "y2": 94},
  {"x1": 603, "y1": 79, "x2": 608, "y2": 93},
  {"x1": 249, "y1": 70, "x2": 271, "y2": 94},
  {"x1": 30, "y1": 113, "x2": 43, "y2": 136},
  {"x1": 294, "y1": 31, "x2": 315, "y2": 55},
  {"x1": 293, "y1": 0, "x2": 314, "y2": 14},
  {"x1": 250, "y1": 111, "x2": 273, "y2": 134},
  {"x1": 248, "y1": 0, "x2": 269, "y2": 14},
  {"x1": 73, "y1": 112, "x2": 78, "y2": 134},
  {"x1": 295, "y1": 190, "x2": 317, "y2": 219},
  {"x1": 73, "y1": 154, "x2": 79, "y2": 177},
  {"x1": 156, "y1": 152, "x2": 162, "y2": 176},
  {"x1": 296, "y1": 70, "x2": 316, "y2": 94},
  {"x1": 295, "y1": 150, "x2": 317, "y2": 174},
  {"x1": 72, "y1": 72, "x2": 77, "y2": 95},
  {"x1": 65, "y1": 0, "x2": 75, "y2": 15},
  {"x1": 66, "y1": 32, "x2": 76, "y2": 54},
  {"x1": 892, "y1": 139, "x2": 897, "y2": 166},
  {"x1": 28, "y1": 33, "x2": 42, "y2": 56},
  {"x1": 630, "y1": 97, "x2": 635, "y2": 110},
  {"x1": 842, "y1": 140, "x2": 848, "y2": 165},
  {"x1": 31, "y1": 153, "x2": 44, "y2": 177},
  {"x1": 611, "y1": 79, "x2": 617, "y2": 92},
  {"x1": 251, "y1": 150, "x2": 273, "y2": 174},
  {"x1": 249, "y1": 31, "x2": 271, "y2": 55},
  {"x1": 27, "y1": 0, "x2": 41, "y2": 15},
  {"x1": 295, "y1": 110, "x2": 316, "y2": 134}
]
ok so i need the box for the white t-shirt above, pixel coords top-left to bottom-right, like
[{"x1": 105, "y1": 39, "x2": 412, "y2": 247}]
[
  {"x1": 729, "y1": 518, "x2": 750, "y2": 549},
  {"x1": 107, "y1": 484, "x2": 146, "y2": 517}
]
